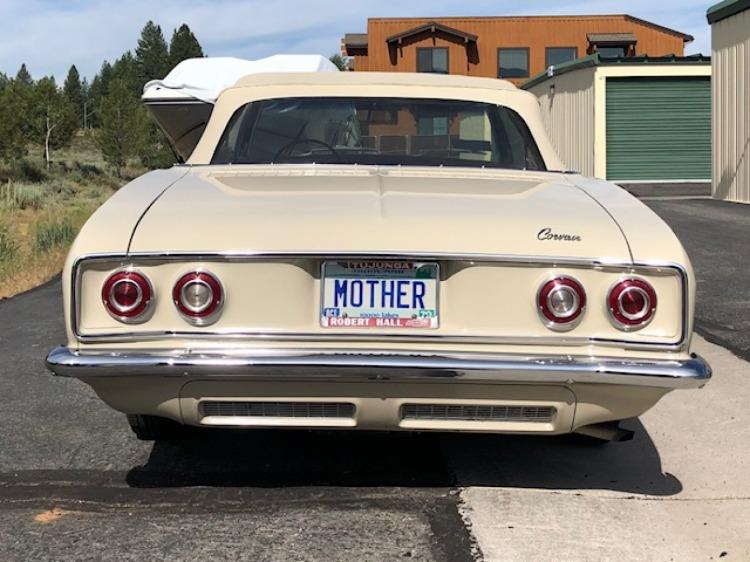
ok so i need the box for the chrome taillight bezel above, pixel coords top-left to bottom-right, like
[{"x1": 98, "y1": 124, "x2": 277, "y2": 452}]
[
  {"x1": 173, "y1": 270, "x2": 224, "y2": 326},
  {"x1": 537, "y1": 275, "x2": 587, "y2": 332},
  {"x1": 608, "y1": 277, "x2": 657, "y2": 331},
  {"x1": 101, "y1": 268, "x2": 154, "y2": 324}
]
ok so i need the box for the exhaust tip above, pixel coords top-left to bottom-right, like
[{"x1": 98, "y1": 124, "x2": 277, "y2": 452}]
[{"x1": 575, "y1": 421, "x2": 635, "y2": 443}]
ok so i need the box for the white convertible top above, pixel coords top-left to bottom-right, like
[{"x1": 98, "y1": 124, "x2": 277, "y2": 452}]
[{"x1": 142, "y1": 54, "x2": 338, "y2": 103}]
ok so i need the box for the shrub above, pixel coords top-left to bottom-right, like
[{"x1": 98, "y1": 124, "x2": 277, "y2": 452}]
[
  {"x1": 0, "y1": 183, "x2": 47, "y2": 210},
  {"x1": 33, "y1": 219, "x2": 76, "y2": 254},
  {"x1": 0, "y1": 224, "x2": 18, "y2": 264},
  {"x1": 52, "y1": 180, "x2": 77, "y2": 199},
  {"x1": 74, "y1": 161, "x2": 103, "y2": 177},
  {"x1": 15, "y1": 184, "x2": 46, "y2": 209},
  {"x1": 17, "y1": 160, "x2": 47, "y2": 183}
]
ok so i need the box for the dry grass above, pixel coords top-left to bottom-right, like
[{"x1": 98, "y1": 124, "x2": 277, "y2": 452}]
[
  {"x1": 0, "y1": 133, "x2": 144, "y2": 299},
  {"x1": 0, "y1": 247, "x2": 68, "y2": 298}
]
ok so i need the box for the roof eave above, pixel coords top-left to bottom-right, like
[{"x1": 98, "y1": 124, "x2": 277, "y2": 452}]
[
  {"x1": 520, "y1": 53, "x2": 711, "y2": 90},
  {"x1": 707, "y1": 0, "x2": 750, "y2": 23},
  {"x1": 385, "y1": 22, "x2": 478, "y2": 45},
  {"x1": 623, "y1": 15, "x2": 694, "y2": 42}
]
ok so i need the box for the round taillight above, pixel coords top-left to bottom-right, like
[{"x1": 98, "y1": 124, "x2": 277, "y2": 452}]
[
  {"x1": 608, "y1": 278, "x2": 657, "y2": 330},
  {"x1": 537, "y1": 276, "x2": 586, "y2": 330},
  {"x1": 173, "y1": 271, "x2": 224, "y2": 325},
  {"x1": 102, "y1": 270, "x2": 153, "y2": 323}
]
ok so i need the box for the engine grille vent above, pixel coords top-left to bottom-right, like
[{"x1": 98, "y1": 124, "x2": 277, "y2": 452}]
[
  {"x1": 200, "y1": 401, "x2": 356, "y2": 419},
  {"x1": 401, "y1": 404, "x2": 556, "y2": 423}
]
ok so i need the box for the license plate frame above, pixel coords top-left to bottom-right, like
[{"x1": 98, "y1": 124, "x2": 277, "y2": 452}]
[{"x1": 320, "y1": 260, "x2": 439, "y2": 329}]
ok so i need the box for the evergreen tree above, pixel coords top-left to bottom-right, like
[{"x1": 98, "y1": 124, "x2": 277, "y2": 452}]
[
  {"x1": 135, "y1": 21, "x2": 170, "y2": 82},
  {"x1": 96, "y1": 79, "x2": 148, "y2": 177},
  {"x1": 169, "y1": 24, "x2": 204, "y2": 68},
  {"x1": 80, "y1": 78, "x2": 91, "y2": 128},
  {"x1": 329, "y1": 54, "x2": 347, "y2": 71},
  {"x1": 113, "y1": 51, "x2": 141, "y2": 94},
  {"x1": 87, "y1": 61, "x2": 114, "y2": 128},
  {"x1": 15, "y1": 64, "x2": 33, "y2": 86},
  {"x1": 0, "y1": 73, "x2": 8, "y2": 91},
  {"x1": 63, "y1": 65, "x2": 84, "y2": 127},
  {"x1": 0, "y1": 79, "x2": 33, "y2": 165},
  {"x1": 138, "y1": 121, "x2": 176, "y2": 170}
]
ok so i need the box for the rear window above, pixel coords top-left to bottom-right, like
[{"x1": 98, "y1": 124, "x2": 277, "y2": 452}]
[{"x1": 212, "y1": 97, "x2": 546, "y2": 171}]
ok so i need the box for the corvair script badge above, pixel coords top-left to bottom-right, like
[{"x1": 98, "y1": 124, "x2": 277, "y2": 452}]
[{"x1": 537, "y1": 228, "x2": 582, "y2": 242}]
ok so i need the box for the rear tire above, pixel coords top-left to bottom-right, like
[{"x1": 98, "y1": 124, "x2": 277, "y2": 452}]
[{"x1": 127, "y1": 414, "x2": 184, "y2": 441}]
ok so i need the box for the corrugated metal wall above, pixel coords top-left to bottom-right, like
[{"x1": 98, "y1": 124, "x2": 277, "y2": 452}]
[
  {"x1": 527, "y1": 68, "x2": 596, "y2": 176},
  {"x1": 606, "y1": 77, "x2": 711, "y2": 180},
  {"x1": 712, "y1": 10, "x2": 750, "y2": 203}
]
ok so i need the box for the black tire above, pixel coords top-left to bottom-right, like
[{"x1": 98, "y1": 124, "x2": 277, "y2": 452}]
[{"x1": 127, "y1": 414, "x2": 184, "y2": 441}]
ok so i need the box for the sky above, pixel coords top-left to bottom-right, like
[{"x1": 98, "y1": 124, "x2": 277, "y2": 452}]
[{"x1": 0, "y1": 0, "x2": 713, "y2": 82}]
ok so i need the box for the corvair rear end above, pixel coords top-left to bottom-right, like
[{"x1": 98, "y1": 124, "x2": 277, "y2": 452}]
[{"x1": 47, "y1": 72, "x2": 710, "y2": 440}]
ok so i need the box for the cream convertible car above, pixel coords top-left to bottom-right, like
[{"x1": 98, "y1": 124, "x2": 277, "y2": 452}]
[{"x1": 47, "y1": 72, "x2": 711, "y2": 441}]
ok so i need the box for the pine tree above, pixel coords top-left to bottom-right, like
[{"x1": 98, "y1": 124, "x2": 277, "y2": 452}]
[
  {"x1": 0, "y1": 79, "x2": 33, "y2": 165},
  {"x1": 169, "y1": 24, "x2": 204, "y2": 68},
  {"x1": 96, "y1": 79, "x2": 148, "y2": 177},
  {"x1": 88, "y1": 61, "x2": 114, "y2": 128},
  {"x1": 63, "y1": 65, "x2": 84, "y2": 127},
  {"x1": 0, "y1": 73, "x2": 8, "y2": 91},
  {"x1": 31, "y1": 77, "x2": 77, "y2": 168},
  {"x1": 135, "y1": 21, "x2": 170, "y2": 82},
  {"x1": 329, "y1": 54, "x2": 347, "y2": 71},
  {"x1": 15, "y1": 64, "x2": 33, "y2": 86},
  {"x1": 138, "y1": 122, "x2": 177, "y2": 170},
  {"x1": 113, "y1": 51, "x2": 142, "y2": 94},
  {"x1": 80, "y1": 78, "x2": 91, "y2": 128}
]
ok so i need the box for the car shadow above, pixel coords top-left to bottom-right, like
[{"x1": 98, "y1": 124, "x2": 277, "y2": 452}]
[
  {"x1": 439, "y1": 417, "x2": 681, "y2": 496},
  {"x1": 126, "y1": 418, "x2": 681, "y2": 496}
]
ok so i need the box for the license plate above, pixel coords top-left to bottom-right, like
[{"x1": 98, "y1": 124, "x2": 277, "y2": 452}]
[{"x1": 321, "y1": 261, "x2": 439, "y2": 329}]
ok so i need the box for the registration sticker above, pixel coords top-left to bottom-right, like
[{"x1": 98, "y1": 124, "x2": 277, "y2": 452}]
[{"x1": 321, "y1": 261, "x2": 439, "y2": 328}]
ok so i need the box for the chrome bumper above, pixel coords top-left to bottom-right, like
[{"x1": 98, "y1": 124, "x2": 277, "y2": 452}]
[{"x1": 46, "y1": 346, "x2": 711, "y2": 390}]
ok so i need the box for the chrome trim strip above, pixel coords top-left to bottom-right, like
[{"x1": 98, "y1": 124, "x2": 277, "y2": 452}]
[
  {"x1": 70, "y1": 251, "x2": 689, "y2": 350},
  {"x1": 46, "y1": 346, "x2": 710, "y2": 390}
]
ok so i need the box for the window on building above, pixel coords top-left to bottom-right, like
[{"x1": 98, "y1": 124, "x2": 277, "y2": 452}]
[
  {"x1": 595, "y1": 45, "x2": 628, "y2": 58},
  {"x1": 497, "y1": 48, "x2": 530, "y2": 78},
  {"x1": 417, "y1": 48, "x2": 449, "y2": 74},
  {"x1": 587, "y1": 34, "x2": 637, "y2": 58},
  {"x1": 417, "y1": 116, "x2": 449, "y2": 136},
  {"x1": 545, "y1": 47, "x2": 578, "y2": 68}
]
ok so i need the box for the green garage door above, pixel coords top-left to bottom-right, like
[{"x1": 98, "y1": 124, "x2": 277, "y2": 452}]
[{"x1": 606, "y1": 77, "x2": 711, "y2": 181}]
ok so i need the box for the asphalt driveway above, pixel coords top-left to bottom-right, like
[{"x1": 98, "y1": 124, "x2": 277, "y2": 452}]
[
  {"x1": 0, "y1": 196, "x2": 749, "y2": 561},
  {"x1": 646, "y1": 198, "x2": 750, "y2": 361}
]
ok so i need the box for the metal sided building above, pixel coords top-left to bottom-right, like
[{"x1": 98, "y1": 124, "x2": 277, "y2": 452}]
[
  {"x1": 708, "y1": 0, "x2": 750, "y2": 203},
  {"x1": 522, "y1": 54, "x2": 711, "y2": 182}
]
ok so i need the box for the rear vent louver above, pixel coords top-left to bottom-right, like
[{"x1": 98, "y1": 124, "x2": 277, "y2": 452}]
[
  {"x1": 401, "y1": 404, "x2": 555, "y2": 423},
  {"x1": 200, "y1": 401, "x2": 356, "y2": 419}
]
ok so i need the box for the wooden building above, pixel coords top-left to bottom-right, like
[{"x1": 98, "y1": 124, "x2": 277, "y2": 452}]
[{"x1": 342, "y1": 15, "x2": 693, "y2": 85}]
